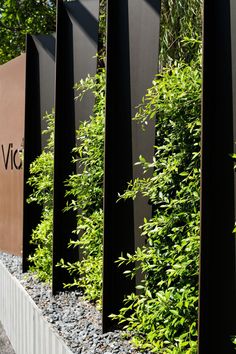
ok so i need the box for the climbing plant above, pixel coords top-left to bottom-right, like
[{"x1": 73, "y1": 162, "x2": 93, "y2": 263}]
[
  {"x1": 60, "y1": 69, "x2": 105, "y2": 306},
  {"x1": 27, "y1": 111, "x2": 54, "y2": 282},
  {"x1": 111, "y1": 60, "x2": 201, "y2": 353}
]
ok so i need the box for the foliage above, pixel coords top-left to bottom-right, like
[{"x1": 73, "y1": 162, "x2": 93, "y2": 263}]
[
  {"x1": 111, "y1": 61, "x2": 201, "y2": 353},
  {"x1": 27, "y1": 111, "x2": 54, "y2": 282},
  {"x1": 160, "y1": 0, "x2": 202, "y2": 65},
  {"x1": 60, "y1": 69, "x2": 105, "y2": 305},
  {"x1": 0, "y1": 0, "x2": 55, "y2": 64},
  {"x1": 97, "y1": 0, "x2": 106, "y2": 65}
]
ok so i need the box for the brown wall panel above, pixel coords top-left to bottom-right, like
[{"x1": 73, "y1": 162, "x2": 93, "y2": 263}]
[{"x1": 0, "y1": 54, "x2": 25, "y2": 256}]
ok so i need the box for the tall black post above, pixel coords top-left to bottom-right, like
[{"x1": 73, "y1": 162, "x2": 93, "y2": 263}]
[
  {"x1": 52, "y1": 0, "x2": 99, "y2": 294},
  {"x1": 103, "y1": 0, "x2": 160, "y2": 332},
  {"x1": 199, "y1": 0, "x2": 236, "y2": 352},
  {"x1": 23, "y1": 34, "x2": 55, "y2": 272}
]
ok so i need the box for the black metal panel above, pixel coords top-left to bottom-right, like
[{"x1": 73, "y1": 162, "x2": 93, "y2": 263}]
[
  {"x1": 103, "y1": 0, "x2": 160, "y2": 332},
  {"x1": 65, "y1": 0, "x2": 100, "y2": 131},
  {"x1": 199, "y1": 1, "x2": 236, "y2": 352},
  {"x1": 129, "y1": 0, "x2": 160, "y2": 254},
  {"x1": 23, "y1": 35, "x2": 55, "y2": 272},
  {"x1": 231, "y1": 0, "x2": 236, "y2": 211},
  {"x1": 52, "y1": 0, "x2": 99, "y2": 294},
  {"x1": 33, "y1": 35, "x2": 56, "y2": 146}
]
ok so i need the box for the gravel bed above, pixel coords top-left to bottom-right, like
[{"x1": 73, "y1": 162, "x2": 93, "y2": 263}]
[
  {"x1": 0, "y1": 252, "x2": 148, "y2": 354},
  {"x1": 0, "y1": 321, "x2": 16, "y2": 354}
]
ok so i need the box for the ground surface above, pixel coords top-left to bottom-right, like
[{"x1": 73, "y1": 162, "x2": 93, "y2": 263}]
[{"x1": 0, "y1": 322, "x2": 15, "y2": 354}]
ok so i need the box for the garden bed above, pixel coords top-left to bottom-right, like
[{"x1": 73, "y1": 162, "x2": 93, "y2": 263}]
[{"x1": 0, "y1": 252, "x2": 145, "y2": 354}]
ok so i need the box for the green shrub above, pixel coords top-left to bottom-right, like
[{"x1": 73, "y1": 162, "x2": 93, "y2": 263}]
[
  {"x1": 27, "y1": 111, "x2": 54, "y2": 282},
  {"x1": 0, "y1": 0, "x2": 56, "y2": 64},
  {"x1": 60, "y1": 69, "x2": 105, "y2": 305},
  {"x1": 111, "y1": 61, "x2": 201, "y2": 353}
]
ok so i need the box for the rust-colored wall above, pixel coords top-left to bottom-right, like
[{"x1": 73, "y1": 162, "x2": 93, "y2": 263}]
[{"x1": 0, "y1": 54, "x2": 25, "y2": 256}]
